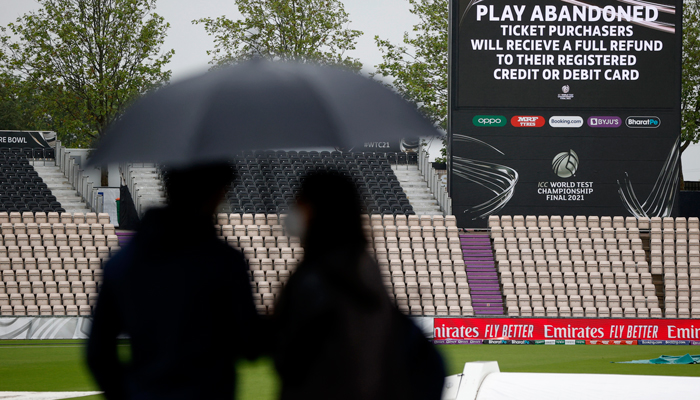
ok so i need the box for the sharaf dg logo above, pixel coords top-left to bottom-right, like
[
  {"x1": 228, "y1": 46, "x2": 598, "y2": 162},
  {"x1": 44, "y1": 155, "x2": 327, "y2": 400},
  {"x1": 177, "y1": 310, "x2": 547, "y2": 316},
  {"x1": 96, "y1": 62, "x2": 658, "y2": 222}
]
[
  {"x1": 472, "y1": 115, "x2": 506, "y2": 127},
  {"x1": 552, "y1": 149, "x2": 579, "y2": 178},
  {"x1": 626, "y1": 116, "x2": 661, "y2": 128}
]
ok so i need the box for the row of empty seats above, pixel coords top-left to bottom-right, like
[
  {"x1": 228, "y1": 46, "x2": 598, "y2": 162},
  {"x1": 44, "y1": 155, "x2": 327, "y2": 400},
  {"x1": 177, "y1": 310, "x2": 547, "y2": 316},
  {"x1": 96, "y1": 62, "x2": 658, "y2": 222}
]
[
  {"x1": 507, "y1": 305, "x2": 662, "y2": 318},
  {"x1": 649, "y1": 217, "x2": 700, "y2": 318},
  {"x1": 0, "y1": 213, "x2": 112, "y2": 316},
  {"x1": 491, "y1": 215, "x2": 700, "y2": 318},
  {"x1": 0, "y1": 154, "x2": 63, "y2": 213},
  {"x1": 489, "y1": 215, "x2": 651, "y2": 229},
  {"x1": 1, "y1": 304, "x2": 92, "y2": 316},
  {"x1": 491, "y1": 226, "x2": 643, "y2": 239},
  {"x1": 225, "y1": 151, "x2": 415, "y2": 215},
  {"x1": 370, "y1": 215, "x2": 472, "y2": 316},
  {"x1": 212, "y1": 213, "x2": 467, "y2": 315},
  {"x1": 0, "y1": 211, "x2": 110, "y2": 224}
]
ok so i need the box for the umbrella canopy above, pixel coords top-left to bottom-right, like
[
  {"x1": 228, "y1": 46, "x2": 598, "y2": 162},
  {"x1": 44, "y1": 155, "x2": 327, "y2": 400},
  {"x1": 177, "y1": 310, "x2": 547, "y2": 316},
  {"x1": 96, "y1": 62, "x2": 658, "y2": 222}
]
[{"x1": 88, "y1": 59, "x2": 439, "y2": 167}]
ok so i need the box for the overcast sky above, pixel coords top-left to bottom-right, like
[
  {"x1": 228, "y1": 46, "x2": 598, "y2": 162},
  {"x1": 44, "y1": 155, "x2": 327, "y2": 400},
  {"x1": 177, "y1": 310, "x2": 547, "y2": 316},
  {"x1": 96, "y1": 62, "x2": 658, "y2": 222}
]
[
  {"x1": 1, "y1": 0, "x2": 698, "y2": 179},
  {"x1": 0, "y1": 0, "x2": 418, "y2": 80}
]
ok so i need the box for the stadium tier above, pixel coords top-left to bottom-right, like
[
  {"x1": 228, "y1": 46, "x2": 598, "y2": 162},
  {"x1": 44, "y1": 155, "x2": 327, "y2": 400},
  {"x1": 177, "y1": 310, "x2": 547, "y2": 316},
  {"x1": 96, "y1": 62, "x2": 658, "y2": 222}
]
[
  {"x1": 0, "y1": 212, "x2": 116, "y2": 316},
  {"x1": 3, "y1": 207, "x2": 697, "y2": 319},
  {"x1": 0, "y1": 150, "x2": 64, "y2": 214},
  {"x1": 216, "y1": 213, "x2": 467, "y2": 316},
  {"x1": 489, "y1": 215, "x2": 700, "y2": 319},
  {"x1": 650, "y1": 217, "x2": 700, "y2": 318},
  {"x1": 225, "y1": 151, "x2": 416, "y2": 215}
]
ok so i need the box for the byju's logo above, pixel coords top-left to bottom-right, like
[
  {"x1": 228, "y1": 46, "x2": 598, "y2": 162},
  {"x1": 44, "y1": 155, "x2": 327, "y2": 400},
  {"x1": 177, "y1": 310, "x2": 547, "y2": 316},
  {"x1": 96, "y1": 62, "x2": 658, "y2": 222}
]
[
  {"x1": 473, "y1": 115, "x2": 506, "y2": 127},
  {"x1": 587, "y1": 116, "x2": 622, "y2": 128},
  {"x1": 511, "y1": 116, "x2": 545, "y2": 127},
  {"x1": 549, "y1": 116, "x2": 584, "y2": 128},
  {"x1": 552, "y1": 149, "x2": 579, "y2": 178},
  {"x1": 626, "y1": 116, "x2": 661, "y2": 128}
]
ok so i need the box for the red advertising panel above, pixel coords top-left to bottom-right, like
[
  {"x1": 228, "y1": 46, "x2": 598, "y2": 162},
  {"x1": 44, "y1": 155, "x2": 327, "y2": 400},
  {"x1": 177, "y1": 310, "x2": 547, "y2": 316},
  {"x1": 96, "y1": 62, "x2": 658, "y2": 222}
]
[
  {"x1": 434, "y1": 318, "x2": 700, "y2": 341},
  {"x1": 510, "y1": 115, "x2": 545, "y2": 127}
]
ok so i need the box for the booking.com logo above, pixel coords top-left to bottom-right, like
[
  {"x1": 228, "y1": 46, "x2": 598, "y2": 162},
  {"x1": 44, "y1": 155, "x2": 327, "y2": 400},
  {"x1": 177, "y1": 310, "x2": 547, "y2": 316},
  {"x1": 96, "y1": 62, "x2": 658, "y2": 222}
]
[{"x1": 473, "y1": 115, "x2": 507, "y2": 127}]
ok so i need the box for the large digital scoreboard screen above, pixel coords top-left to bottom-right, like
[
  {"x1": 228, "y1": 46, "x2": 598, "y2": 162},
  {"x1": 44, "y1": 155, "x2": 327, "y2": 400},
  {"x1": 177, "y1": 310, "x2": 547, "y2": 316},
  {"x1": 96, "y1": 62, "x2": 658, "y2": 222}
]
[{"x1": 448, "y1": 0, "x2": 682, "y2": 227}]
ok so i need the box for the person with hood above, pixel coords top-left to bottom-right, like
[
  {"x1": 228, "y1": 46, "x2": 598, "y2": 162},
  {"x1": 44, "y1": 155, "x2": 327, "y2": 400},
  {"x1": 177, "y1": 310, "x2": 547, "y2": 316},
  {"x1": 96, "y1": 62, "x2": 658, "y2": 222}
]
[
  {"x1": 87, "y1": 163, "x2": 261, "y2": 400},
  {"x1": 273, "y1": 169, "x2": 444, "y2": 400}
]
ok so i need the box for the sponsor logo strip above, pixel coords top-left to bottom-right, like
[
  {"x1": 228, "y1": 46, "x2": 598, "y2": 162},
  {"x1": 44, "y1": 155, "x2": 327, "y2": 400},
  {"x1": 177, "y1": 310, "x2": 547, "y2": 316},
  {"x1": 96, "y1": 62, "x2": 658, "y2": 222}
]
[
  {"x1": 587, "y1": 340, "x2": 638, "y2": 345},
  {"x1": 625, "y1": 116, "x2": 661, "y2": 128},
  {"x1": 432, "y1": 339, "x2": 484, "y2": 345},
  {"x1": 473, "y1": 115, "x2": 507, "y2": 127},
  {"x1": 511, "y1": 116, "x2": 545, "y2": 128},
  {"x1": 661, "y1": 340, "x2": 692, "y2": 345},
  {"x1": 549, "y1": 116, "x2": 584, "y2": 128}
]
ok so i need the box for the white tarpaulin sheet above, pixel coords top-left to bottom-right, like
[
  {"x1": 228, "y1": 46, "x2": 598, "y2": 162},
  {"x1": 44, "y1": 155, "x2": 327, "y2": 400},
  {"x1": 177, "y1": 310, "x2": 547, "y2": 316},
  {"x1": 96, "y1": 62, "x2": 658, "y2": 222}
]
[{"x1": 476, "y1": 372, "x2": 700, "y2": 400}]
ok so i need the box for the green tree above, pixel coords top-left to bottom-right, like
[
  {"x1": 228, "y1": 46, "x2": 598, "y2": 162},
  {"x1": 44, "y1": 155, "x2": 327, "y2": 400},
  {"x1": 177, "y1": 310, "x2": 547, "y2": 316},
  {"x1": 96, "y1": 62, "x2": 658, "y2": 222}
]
[
  {"x1": 194, "y1": 0, "x2": 362, "y2": 70},
  {"x1": 682, "y1": 0, "x2": 700, "y2": 188},
  {"x1": 0, "y1": 74, "x2": 41, "y2": 131},
  {"x1": 374, "y1": 0, "x2": 447, "y2": 162},
  {"x1": 0, "y1": 0, "x2": 174, "y2": 149}
]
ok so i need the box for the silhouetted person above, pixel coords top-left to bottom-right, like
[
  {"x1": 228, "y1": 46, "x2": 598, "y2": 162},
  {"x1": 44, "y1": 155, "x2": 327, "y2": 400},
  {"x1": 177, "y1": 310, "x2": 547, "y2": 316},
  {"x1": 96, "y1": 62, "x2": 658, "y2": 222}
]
[
  {"x1": 273, "y1": 170, "x2": 444, "y2": 400},
  {"x1": 88, "y1": 163, "x2": 260, "y2": 400}
]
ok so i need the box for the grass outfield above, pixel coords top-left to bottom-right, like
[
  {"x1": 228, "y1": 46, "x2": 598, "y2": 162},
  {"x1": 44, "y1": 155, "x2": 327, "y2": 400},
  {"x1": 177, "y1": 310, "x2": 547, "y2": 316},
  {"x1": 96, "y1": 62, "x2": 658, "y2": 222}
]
[{"x1": 0, "y1": 341, "x2": 698, "y2": 400}]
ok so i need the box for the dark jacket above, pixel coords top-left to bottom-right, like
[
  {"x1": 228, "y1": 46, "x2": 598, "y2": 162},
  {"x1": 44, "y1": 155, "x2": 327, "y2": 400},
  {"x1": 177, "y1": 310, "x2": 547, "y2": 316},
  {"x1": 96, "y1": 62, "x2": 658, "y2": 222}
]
[
  {"x1": 87, "y1": 207, "x2": 260, "y2": 400},
  {"x1": 273, "y1": 249, "x2": 444, "y2": 400}
]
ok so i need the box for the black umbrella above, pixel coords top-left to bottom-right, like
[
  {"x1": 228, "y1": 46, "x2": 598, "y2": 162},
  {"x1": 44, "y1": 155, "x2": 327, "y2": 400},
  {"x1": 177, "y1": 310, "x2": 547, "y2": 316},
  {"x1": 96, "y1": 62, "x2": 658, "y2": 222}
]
[{"x1": 88, "y1": 59, "x2": 438, "y2": 167}]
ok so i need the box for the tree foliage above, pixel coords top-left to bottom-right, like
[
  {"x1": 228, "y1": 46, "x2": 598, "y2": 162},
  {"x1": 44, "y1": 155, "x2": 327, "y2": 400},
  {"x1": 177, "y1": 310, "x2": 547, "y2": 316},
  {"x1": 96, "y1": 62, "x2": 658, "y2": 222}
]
[
  {"x1": 194, "y1": 0, "x2": 362, "y2": 71},
  {"x1": 374, "y1": 0, "x2": 447, "y2": 130},
  {"x1": 682, "y1": 0, "x2": 700, "y2": 185},
  {"x1": 0, "y1": 74, "x2": 43, "y2": 131},
  {"x1": 374, "y1": 0, "x2": 447, "y2": 162},
  {"x1": 0, "y1": 0, "x2": 173, "y2": 147}
]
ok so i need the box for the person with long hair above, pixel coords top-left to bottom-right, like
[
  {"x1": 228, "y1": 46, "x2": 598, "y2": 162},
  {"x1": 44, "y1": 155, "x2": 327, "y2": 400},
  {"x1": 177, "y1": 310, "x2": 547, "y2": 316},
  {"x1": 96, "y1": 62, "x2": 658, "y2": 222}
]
[{"x1": 273, "y1": 169, "x2": 444, "y2": 400}]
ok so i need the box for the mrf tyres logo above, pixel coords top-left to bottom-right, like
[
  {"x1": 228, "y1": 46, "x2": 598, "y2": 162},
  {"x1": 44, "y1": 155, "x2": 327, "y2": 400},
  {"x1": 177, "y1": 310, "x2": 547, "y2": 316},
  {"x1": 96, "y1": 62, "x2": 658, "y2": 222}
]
[
  {"x1": 552, "y1": 149, "x2": 579, "y2": 178},
  {"x1": 472, "y1": 115, "x2": 506, "y2": 127},
  {"x1": 626, "y1": 116, "x2": 661, "y2": 128},
  {"x1": 511, "y1": 116, "x2": 545, "y2": 127}
]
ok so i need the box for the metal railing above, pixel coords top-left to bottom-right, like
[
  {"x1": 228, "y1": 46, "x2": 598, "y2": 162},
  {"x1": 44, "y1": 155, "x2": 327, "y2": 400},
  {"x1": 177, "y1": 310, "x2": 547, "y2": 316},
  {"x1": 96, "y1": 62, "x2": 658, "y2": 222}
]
[
  {"x1": 118, "y1": 162, "x2": 166, "y2": 217},
  {"x1": 417, "y1": 148, "x2": 452, "y2": 216},
  {"x1": 55, "y1": 141, "x2": 103, "y2": 212}
]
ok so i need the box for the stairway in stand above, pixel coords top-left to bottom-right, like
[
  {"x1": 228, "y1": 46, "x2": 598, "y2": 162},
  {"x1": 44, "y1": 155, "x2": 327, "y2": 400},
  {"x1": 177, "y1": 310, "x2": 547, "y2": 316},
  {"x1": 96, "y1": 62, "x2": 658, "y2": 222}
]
[{"x1": 460, "y1": 232, "x2": 505, "y2": 315}]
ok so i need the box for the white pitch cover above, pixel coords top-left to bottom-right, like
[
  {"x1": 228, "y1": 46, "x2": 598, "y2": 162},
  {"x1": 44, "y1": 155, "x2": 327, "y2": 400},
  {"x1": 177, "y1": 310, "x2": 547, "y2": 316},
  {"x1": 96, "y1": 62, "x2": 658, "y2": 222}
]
[{"x1": 443, "y1": 362, "x2": 700, "y2": 400}]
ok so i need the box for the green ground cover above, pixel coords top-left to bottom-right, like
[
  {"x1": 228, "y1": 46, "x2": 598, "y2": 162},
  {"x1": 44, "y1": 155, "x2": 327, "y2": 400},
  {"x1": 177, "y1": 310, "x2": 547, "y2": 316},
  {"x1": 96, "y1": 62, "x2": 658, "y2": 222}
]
[{"x1": 0, "y1": 341, "x2": 698, "y2": 400}]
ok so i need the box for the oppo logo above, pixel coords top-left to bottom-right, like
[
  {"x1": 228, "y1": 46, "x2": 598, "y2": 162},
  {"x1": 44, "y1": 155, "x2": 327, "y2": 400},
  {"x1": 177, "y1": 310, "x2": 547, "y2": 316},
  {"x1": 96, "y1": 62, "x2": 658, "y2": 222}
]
[
  {"x1": 473, "y1": 115, "x2": 506, "y2": 127},
  {"x1": 549, "y1": 116, "x2": 584, "y2": 128},
  {"x1": 511, "y1": 115, "x2": 545, "y2": 127}
]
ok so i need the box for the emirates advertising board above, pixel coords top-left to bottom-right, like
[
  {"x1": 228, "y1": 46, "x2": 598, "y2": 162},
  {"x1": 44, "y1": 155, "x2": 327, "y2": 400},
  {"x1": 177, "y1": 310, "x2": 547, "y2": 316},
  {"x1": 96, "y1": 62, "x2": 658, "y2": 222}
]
[
  {"x1": 448, "y1": 0, "x2": 682, "y2": 227},
  {"x1": 433, "y1": 317, "x2": 700, "y2": 343}
]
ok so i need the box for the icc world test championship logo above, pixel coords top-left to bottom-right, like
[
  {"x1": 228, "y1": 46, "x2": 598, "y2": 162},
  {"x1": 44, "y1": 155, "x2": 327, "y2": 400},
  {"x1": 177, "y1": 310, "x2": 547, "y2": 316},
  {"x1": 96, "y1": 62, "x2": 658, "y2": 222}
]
[{"x1": 552, "y1": 149, "x2": 579, "y2": 178}]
